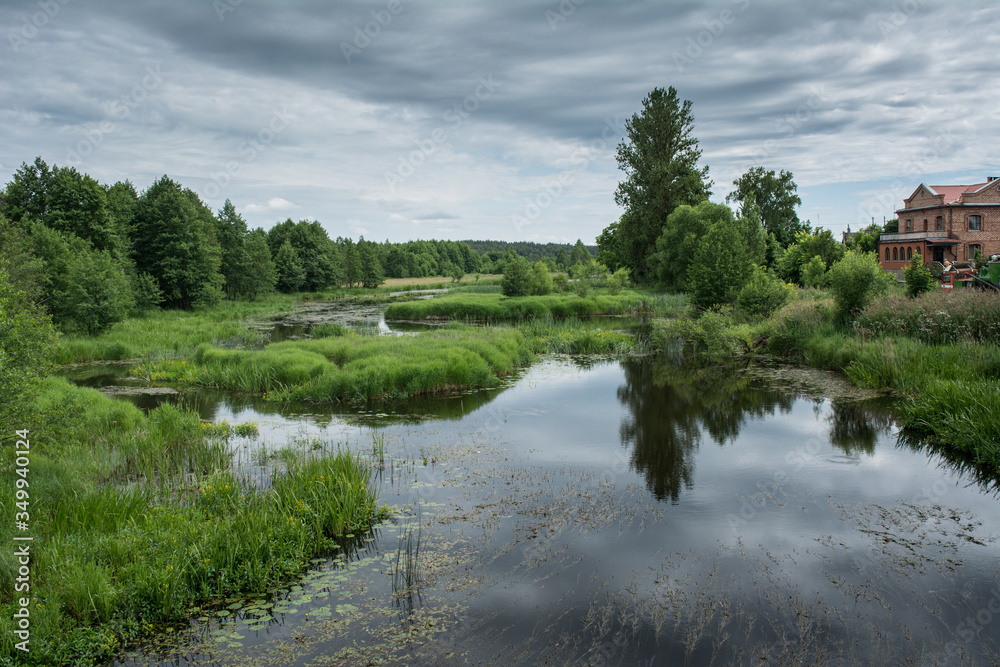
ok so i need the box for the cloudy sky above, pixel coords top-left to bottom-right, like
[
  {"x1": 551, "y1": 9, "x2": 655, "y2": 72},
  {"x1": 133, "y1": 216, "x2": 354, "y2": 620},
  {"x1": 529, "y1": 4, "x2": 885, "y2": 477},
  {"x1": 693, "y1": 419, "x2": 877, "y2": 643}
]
[{"x1": 3, "y1": 0, "x2": 999, "y2": 244}]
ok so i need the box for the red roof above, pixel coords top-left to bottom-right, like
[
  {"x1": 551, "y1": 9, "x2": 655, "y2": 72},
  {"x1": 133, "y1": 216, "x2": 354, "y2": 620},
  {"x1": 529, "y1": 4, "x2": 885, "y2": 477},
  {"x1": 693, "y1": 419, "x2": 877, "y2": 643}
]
[{"x1": 927, "y1": 183, "x2": 989, "y2": 204}]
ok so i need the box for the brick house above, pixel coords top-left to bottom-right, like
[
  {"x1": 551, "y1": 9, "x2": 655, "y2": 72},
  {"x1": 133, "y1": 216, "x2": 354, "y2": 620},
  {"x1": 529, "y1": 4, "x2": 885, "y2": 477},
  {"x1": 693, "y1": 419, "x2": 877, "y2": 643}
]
[{"x1": 879, "y1": 177, "x2": 1000, "y2": 270}]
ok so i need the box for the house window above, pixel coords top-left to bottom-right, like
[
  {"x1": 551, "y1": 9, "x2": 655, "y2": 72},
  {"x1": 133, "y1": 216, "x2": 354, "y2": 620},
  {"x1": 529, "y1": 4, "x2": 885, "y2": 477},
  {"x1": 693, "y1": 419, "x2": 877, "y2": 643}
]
[
  {"x1": 970, "y1": 244, "x2": 982, "y2": 261},
  {"x1": 893, "y1": 247, "x2": 898, "y2": 262},
  {"x1": 936, "y1": 216, "x2": 943, "y2": 231},
  {"x1": 905, "y1": 219, "x2": 912, "y2": 231},
  {"x1": 885, "y1": 247, "x2": 890, "y2": 262},
  {"x1": 923, "y1": 219, "x2": 928, "y2": 231},
  {"x1": 907, "y1": 247, "x2": 912, "y2": 261},
  {"x1": 969, "y1": 215, "x2": 982, "y2": 231}
]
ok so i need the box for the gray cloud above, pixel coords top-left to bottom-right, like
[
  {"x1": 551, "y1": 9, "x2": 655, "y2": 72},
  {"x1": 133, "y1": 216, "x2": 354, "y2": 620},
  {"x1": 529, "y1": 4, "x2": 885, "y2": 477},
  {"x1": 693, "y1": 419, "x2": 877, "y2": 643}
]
[{"x1": 2, "y1": 0, "x2": 998, "y2": 242}]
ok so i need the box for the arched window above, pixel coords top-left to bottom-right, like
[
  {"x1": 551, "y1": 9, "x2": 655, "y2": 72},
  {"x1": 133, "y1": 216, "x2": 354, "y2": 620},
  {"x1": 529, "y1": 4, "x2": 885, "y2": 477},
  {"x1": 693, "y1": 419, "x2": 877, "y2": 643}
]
[
  {"x1": 885, "y1": 247, "x2": 890, "y2": 261},
  {"x1": 893, "y1": 247, "x2": 898, "y2": 262},
  {"x1": 907, "y1": 247, "x2": 912, "y2": 261}
]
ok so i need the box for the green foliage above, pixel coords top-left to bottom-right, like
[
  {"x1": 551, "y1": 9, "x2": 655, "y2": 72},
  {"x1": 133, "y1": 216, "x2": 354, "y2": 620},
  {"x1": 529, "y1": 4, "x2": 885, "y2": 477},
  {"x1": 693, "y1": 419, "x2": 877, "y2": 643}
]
[
  {"x1": 552, "y1": 273, "x2": 570, "y2": 293},
  {"x1": 689, "y1": 222, "x2": 747, "y2": 311},
  {"x1": 853, "y1": 289, "x2": 1000, "y2": 344},
  {"x1": 501, "y1": 255, "x2": 532, "y2": 297},
  {"x1": 846, "y1": 224, "x2": 881, "y2": 255},
  {"x1": 59, "y1": 248, "x2": 136, "y2": 334},
  {"x1": 0, "y1": 264, "x2": 56, "y2": 444},
  {"x1": 214, "y1": 200, "x2": 276, "y2": 299},
  {"x1": 650, "y1": 201, "x2": 734, "y2": 292},
  {"x1": 528, "y1": 261, "x2": 553, "y2": 295},
  {"x1": 0, "y1": 378, "x2": 381, "y2": 664},
  {"x1": 651, "y1": 310, "x2": 752, "y2": 357},
  {"x1": 607, "y1": 267, "x2": 631, "y2": 295},
  {"x1": 826, "y1": 250, "x2": 894, "y2": 321},
  {"x1": 384, "y1": 290, "x2": 674, "y2": 321},
  {"x1": 357, "y1": 238, "x2": 385, "y2": 288},
  {"x1": 605, "y1": 86, "x2": 712, "y2": 283},
  {"x1": 801, "y1": 255, "x2": 827, "y2": 288},
  {"x1": 904, "y1": 252, "x2": 935, "y2": 298},
  {"x1": 736, "y1": 265, "x2": 791, "y2": 320},
  {"x1": 132, "y1": 176, "x2": 224, "y2": 309},
  {"x1": 778, "y1": 228, "x2": 845, "y2": 285},
  {"x1": 274, "y1": 239, "x2": 306, "y2": 293},
  {"x1": 726, "y1": 166, "x2": 807, "y2": 248}
]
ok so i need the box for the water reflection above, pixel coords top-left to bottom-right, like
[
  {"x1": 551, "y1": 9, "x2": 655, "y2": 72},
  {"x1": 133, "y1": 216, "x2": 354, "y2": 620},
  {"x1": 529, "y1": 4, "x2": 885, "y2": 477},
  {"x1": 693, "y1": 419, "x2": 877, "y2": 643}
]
[
  {"x1": 617, "y1": 358, "x2": 795, "y2": 502},
  {"x1": 827, "y1": 399, "x2": 895, "y2": 456}
]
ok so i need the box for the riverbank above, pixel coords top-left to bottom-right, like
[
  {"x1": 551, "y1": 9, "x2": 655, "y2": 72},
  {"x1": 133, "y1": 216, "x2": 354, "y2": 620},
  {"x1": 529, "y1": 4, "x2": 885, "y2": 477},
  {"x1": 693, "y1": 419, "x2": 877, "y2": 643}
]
[{"x1": 653, "y1": 288, "x2": 1000, "y2": 474}]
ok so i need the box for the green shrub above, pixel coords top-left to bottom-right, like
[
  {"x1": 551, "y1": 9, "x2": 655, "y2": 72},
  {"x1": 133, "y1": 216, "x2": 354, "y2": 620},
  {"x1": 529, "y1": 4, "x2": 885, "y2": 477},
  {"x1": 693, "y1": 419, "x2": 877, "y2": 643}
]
[
  {"x1": 552, "y1": 273, "x2": 570, "y2": 293},
  {"x1": 607, "y1": 267, "x2": 630, "y2": 295},
  {"x1": 501, "y1": 257, "x2": 531, "y2": 297},
  {"x1": 528, "y1": 261, "x2": 552, "y2": 295},
  {"x1": 736, "y1": 266, "x2": 791, "y2": 320},
  {"x1": 826, "y1": 250, "x2": 893, "y2": 322},
  {"x1": 904, "y1": 252, "x2": 935, "y2": 298},
  {"x1": 801, "y1": 255, "x2": 827, "y2": 288}
]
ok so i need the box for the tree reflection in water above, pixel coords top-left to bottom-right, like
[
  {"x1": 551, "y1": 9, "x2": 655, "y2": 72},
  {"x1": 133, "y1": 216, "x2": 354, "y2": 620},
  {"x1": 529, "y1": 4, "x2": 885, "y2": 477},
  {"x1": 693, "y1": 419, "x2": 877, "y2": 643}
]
[{"x1": 616, "y1": 357, "x2": 794, "y2": 502}]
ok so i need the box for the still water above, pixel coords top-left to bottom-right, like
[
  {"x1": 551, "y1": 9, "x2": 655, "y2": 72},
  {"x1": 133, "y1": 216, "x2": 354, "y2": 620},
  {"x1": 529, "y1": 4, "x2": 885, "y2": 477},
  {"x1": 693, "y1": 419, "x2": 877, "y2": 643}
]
[{"x1": 104, "y1": 356, "x2": 999, "y2": 666}]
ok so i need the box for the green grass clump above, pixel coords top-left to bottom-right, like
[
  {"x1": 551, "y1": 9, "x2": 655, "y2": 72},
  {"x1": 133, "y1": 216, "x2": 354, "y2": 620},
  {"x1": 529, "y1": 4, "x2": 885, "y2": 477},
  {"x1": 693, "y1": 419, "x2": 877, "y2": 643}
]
[
  {"x1": 523, "y1": 319, "x2": 647, "y2": 355},
  {"x1": 138, "y1": 327, "x2": 534, "y2": 403},
  {"x1": 0, "y1": 379, "x2": 383, "y2": 666},
  {"x1": 53, "y1": 295, "x2": 297, "y2": 364},
  {"x1": 383, "y1": 290, "x2": 684, "y2": 321}
]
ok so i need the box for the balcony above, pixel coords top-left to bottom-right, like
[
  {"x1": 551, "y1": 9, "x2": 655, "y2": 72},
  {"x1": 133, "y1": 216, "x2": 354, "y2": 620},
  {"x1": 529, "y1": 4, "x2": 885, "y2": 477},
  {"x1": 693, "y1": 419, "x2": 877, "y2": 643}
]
[{"x1": 879, "y1": 231, "x2": 953, "y2": 243}]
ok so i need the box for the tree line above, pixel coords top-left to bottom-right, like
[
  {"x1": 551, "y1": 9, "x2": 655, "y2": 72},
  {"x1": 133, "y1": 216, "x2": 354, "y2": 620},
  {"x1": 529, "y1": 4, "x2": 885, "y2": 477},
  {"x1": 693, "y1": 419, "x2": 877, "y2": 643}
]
[{"x1": 0, "y1": 158, "x2": 611, "y2": 335}]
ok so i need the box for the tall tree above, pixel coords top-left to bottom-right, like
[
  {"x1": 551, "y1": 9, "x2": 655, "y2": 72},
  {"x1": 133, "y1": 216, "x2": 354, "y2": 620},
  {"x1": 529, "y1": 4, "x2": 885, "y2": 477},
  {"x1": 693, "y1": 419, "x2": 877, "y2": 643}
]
[
  {"x1": 649, "y1": 201, "x2": 734, "y2": 292},
  {"x1": 605, "y1": 87, "x2": 711, "y2": 283},
  {"x1": 132, "y1": 176, "x2": 223, "y2": 309},
  {"x1": 215, "y1": 199, "x2": 251, "y2": 299},
  {"x1": 726, "y1": 167, "x2": 808, "y2": 249}
]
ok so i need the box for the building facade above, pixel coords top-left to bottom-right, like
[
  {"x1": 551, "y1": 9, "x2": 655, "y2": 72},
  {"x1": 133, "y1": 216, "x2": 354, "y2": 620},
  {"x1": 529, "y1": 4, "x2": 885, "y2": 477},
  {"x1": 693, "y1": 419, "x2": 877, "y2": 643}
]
[{"x1": 879, "y1": 178, "x2": 1000, "y2": 271}]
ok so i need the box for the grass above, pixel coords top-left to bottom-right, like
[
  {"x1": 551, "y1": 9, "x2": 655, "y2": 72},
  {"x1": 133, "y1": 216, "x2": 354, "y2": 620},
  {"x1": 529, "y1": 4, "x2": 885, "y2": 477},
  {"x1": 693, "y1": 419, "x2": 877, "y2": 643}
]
[
  {"x1": 383, "y1": 289, "x2": 686, "y2": 322},
  {"x1": 0, "y1": 377, "x2": 385, "y2": 666},
  {"x1": 53, "y1": 294, "x2": 300, "y2": 364},
  {"x1": 759, "y1": 290, "x2": 1000, "y2": 474},
  {"x1": 134, "y1": 326, "x2": 535, "y2": 404}
]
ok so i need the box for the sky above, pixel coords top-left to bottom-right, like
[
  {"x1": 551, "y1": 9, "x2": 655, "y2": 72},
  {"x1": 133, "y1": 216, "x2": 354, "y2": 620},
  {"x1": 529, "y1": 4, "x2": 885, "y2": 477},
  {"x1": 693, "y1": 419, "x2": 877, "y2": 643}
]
[{"x1": 3, "y1": 0, "x2": 1000, "y2": 245}]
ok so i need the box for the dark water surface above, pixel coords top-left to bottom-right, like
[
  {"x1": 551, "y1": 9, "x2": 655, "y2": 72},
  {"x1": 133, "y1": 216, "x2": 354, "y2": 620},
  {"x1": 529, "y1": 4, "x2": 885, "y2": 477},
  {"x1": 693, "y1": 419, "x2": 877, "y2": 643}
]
[{"x1": 107, "y1": 357, "x2": 999, "y2": 666}]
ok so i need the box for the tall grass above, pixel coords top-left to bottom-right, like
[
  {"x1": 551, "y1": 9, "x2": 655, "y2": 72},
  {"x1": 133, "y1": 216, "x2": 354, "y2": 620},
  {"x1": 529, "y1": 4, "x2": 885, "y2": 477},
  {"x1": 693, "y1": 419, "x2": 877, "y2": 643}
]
[
  {"x1": 136, "y1": 327, "x2": 535, "y2": 403},
  {"x1": 854, "y1": 289, "x2": 1000, "y2": 344},
  {"x1": 383, "y1": 290, "x2": 685, "y2": 322},
  {"x1": 0, "y1": 378, "x2": 384, "y2": 666}
]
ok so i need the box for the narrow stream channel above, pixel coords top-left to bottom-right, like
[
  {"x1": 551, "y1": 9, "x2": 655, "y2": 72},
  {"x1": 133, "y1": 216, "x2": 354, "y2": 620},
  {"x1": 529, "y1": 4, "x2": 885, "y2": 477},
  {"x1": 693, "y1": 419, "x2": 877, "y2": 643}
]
[{"x1": 77, "y1": 350, "x2": 1000, "y2": 666}]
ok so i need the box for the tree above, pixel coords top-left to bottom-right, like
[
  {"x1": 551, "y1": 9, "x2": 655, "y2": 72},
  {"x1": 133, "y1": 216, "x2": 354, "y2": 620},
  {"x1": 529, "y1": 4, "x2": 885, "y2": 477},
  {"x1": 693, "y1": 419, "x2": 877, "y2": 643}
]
[
  {"x1": 604, "y1": 87, "x2": 712, "y2": 283},
  {"x1": 59, "y1": 248, "x2": 135, "y2": 334},
  {"x1": 358, "y1": 238, "x2": 385, "y2": 288},
  {"x1": 132, "y1": 176, "x2": 224, "y2": 309},
  {"x1": 243, "y1": 229, "x2": 277, "y2": 299},
  {"x1": 801, "y1": 255, "x2": 827, "y2": 288},
  {"x1": 904, "y1": 252, "x2": 935, "y2": 298},
  {"x1": 215, "y1": 200, "x2": 251, "y2": 299},
  {"x1": 726, "y1": 167, "x2": 808, "y2": 249},
  {"x1": 846, "y1": 224, "x2": 881, "y2": 255},
  {"x1": 649, "y1": 201, "x2": 734, "y2": 292},
  {"x1": 736, "y1": 265, "x2": 791, "y2": 320},
  {"x1": 778, "y1": 229, "x2": 845, "y2": 285},
  {"x1": 883, "y1": 218, "x2": 899, "y2": 234},
  {"x1": 689, "y1": 221, "x2": 750, "y2": 311},
  {"x1": 570, "y1": 239, "x2": 590, "y2": 266},
  {"x1": 501, "y1": 256, "x2": 531, "y2": 297},
  {"x1": 274, "y1": 239, "x2": 306, "y2": 293},
  {"x1": 528, "y1": 261, "x2": 553, "y2": 295},
  {"x1": 826, "y1": 250, "x2": 893, "y2": 321}
]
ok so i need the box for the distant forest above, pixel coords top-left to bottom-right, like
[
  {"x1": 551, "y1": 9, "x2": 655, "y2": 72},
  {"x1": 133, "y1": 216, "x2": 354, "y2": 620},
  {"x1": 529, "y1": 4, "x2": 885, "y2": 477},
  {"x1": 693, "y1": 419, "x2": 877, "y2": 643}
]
[
  {"x1": 0, "y1": 158, "x2": 600, "y2": 335},
  {"x1": 463, "y1": 240, "x2": 596, "y2": 264}
]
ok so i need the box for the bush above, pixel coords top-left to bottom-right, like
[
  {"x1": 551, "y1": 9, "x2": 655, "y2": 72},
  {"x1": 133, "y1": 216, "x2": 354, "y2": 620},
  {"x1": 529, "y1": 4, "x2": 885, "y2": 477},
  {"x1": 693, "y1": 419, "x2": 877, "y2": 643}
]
[
  {"x1": 501, "y1": 257, "x2": 531, "y2": 297},
  {"x1": 528, "y1": 261, "x2": 552, "y2": 295},
  {"x1": 801, "y1": 255, "x2": 826, "y2": 288},
  {"x1": 552, "y1": 273, "x2": 569, "y2": 293},
  {"x1": 854, "y1": 289, "x2": 1000, "y2": 345},
  {"x1": 736, "y1": 266, "x2": 791, "y2": 320},
  {"x1": 904, "y1": 252, "x2": 935, "y2": 298},
  {"x1": 607, "y1": 267, "x2": 631, "y2": 295},
  {"x1": 826, "y1": 250, "x2": 893, "y2": 322}
]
